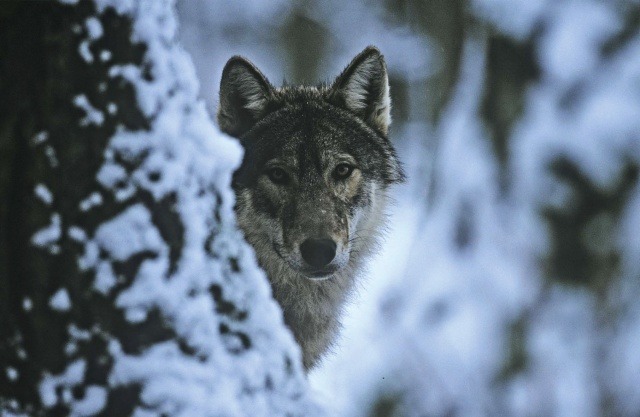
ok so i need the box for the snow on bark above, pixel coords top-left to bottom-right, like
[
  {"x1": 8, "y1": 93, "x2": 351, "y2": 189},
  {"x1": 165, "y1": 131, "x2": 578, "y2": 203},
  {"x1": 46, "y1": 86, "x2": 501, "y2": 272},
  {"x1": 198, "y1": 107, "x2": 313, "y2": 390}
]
[
  {"x1": 0, "y1": 1, "x2": 322, "y2": 416},
  {"x1": 68, "y1": 1, "x2": 320, "y2": 416}
]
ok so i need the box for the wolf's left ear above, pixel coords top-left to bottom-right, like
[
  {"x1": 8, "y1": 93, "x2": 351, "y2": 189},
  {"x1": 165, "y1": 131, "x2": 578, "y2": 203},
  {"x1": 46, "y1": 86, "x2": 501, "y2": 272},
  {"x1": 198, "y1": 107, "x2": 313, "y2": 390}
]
[
  {"x1": 329, "y1": 46, "x2": 391, "y2": 135},
  {"x1": 218, "y1": 56, "x2": 274, "y2": 137}
]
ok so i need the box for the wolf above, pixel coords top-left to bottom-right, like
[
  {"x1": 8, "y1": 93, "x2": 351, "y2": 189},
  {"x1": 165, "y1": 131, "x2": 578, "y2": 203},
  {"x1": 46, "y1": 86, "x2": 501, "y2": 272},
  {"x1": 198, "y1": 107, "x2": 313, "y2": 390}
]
[{"x1": 217, "y1": 46, "x2": 404, "y2": 370}]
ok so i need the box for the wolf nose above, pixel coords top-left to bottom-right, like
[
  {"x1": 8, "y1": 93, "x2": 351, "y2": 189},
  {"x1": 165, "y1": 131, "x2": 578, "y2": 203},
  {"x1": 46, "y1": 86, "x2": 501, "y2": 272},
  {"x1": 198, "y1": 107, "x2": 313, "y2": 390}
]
[{"x1": 300, "y1": 238, "x2": 337, "y2": 268}]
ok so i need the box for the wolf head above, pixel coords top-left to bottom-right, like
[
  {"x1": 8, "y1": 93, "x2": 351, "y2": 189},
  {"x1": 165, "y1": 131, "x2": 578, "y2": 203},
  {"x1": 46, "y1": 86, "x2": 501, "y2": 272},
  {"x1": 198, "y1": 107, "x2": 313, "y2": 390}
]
[{"x1": 218, "y1": 46, "x2": 404, "y2": 282}]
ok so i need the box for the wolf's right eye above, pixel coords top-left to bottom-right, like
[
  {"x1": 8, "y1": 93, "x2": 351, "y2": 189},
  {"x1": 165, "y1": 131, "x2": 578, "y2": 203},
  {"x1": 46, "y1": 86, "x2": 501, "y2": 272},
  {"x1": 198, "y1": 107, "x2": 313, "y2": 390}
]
[
  {"x1": 333, "y1": 163, "x2": 354, "y2": 180},
  {"x1": 267, "y1": 167, "x2": 289, "y2": 184}
]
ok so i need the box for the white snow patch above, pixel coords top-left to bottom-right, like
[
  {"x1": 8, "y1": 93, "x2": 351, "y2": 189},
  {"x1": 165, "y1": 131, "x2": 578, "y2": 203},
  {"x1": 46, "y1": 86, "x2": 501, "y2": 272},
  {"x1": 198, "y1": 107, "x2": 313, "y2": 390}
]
[
  {"x1": 32, "y1": 130, "x2": 49, "y2": 145},
  {"x1": 79, "y1": 192, "x2": 103, "y2": 212},
  {"x1": 94, "y1": 261, "x2": 117, "y2": 295},
  {"x1": 70, "y1": 385, "x2": 107, "y2": 416},
  {"x1": 96, "y1": 163, "x2": 126, "y2": 189},
  {"x1": 39, "y1": 360, "x2": 86, "y2": 408},
  {"x1": 94, "y1": 204, "x2": 165, "y2": 261},
  {"x1": 68, "y1": 226, "x2": 88, "y2": 242},
  {"x1": 73, "y1": 94, "x2": 105, "y2": 126},
  {"x1": 79, "y1": 41, "x2": 93, "y2": 63},
  {"x1": 100, "y1": 50, "x2": 112, "y2": 62},
  {"x1": 50, "y1": 289, "x2": 72, "y2": 312},
  {"x1": 96, "y1": 162, "x2": 136, "y2": 201},
  {"x1": 68, "y1": 324, "x2": 92, "y2": 341},
  {"x1": 45, "y1": 145, "x2": 58, "y2": 167},
  {"x1": 34, "y1": 183, "x2": 53, "y2": 205},
  {"x1": 6, "y1": 367, "x2": 18, "y2": 381},
  {"x1": 31, "y1": 213, "x2": 62, "y2": 248},
  {"x1": 85, "y1": 17, "x2": 103, "y2": 40},
  {"x1": 77, "y1": 17, "x2": 103, "y2": 64},
  {"x1": 537, "y1": 1, "x2": 621, "y2": 84}
]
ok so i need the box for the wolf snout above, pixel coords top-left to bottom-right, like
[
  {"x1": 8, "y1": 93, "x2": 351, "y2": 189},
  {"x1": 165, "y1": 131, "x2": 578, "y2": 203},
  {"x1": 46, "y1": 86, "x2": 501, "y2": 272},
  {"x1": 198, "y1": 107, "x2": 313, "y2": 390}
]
[{"x1": 300, "y1": 238, "x2": 337, "y2": 269}]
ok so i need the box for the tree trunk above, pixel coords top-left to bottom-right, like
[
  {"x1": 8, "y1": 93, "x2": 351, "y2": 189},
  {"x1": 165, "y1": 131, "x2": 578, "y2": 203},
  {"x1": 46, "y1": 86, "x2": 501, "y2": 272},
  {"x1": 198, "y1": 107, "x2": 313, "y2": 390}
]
[{"x1": 0, "y1": 1, "x2": 318, "y2": 416}]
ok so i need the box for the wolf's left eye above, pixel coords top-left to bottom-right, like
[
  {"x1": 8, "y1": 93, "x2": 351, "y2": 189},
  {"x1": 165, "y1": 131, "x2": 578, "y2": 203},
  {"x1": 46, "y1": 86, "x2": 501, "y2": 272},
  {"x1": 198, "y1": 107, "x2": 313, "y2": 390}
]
[
  {"x1": 333, "y1": 163, "x2": 354, "y2": 180},
  {"x1": 267, "y1": 167, "x2": 289, "y2": 184}
]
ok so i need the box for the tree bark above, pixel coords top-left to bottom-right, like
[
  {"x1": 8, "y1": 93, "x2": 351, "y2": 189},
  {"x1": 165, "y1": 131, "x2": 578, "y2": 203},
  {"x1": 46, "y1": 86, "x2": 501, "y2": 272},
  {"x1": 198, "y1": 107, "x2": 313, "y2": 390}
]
[{"x1": 0, "y1": 2, "x2": 316, "y2": 416}]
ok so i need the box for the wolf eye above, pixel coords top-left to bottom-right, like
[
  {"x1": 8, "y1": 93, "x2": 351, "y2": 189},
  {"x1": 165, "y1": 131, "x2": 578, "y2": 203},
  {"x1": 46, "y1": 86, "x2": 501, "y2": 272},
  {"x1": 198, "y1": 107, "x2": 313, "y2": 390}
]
[
  {"x1": 267, "y1": 167, "x2": 289, "y2": 184},
  {"x1": 333, "y1": 163, "x2": 354, "y2": 180}
]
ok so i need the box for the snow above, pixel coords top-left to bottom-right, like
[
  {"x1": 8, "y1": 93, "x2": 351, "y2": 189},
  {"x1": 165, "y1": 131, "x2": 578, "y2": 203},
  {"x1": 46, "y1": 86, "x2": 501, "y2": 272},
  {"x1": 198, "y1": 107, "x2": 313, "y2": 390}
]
[
  {"x1": 96, "y1": 162, "x2": 135, "y2": 201},
  {"x1": 39, "y1": 359, "x2": 86, "y2": 408},
  {"x1": 0, "y1": 408, "x2": 28, "y2": 417},
  {"x1": 49, "y1": 289, "x2": 72, "y2": 312},
  {"x1": 70, "y1": 385, "x2": 107, "y2": 416},
  {"x1": 31, "y1": 213, "x2": 61, "y2": 248},
  {"x1": 94, "y1": 204, "x2": 165, "y2": 261},
  {"x1": 93, "y1": 261, "x2": 117, "y2": 295},
  {"x1": 68, "y1": 324, "x2": 93, "y2": 342},
  {"x1": 85, "y1": 17, "x2": 103, "y2": 40},
  {"x1": 79, "y1": 192, "x2": 103, "y2": 212},
  {"x1": 537, "y1": 2, "x2": 620, "y2": 84},
  {"x1": 6, "y1": 367, "x2": 18, "y2": 381},
  {"x1": 32, "y1": 131, "x2": 48, "y2": 145},
  {"x1": 78, "y1": 16, "x2": 103, "y2": 64},
  {"x1": 73, "y1": 94, "x2": 105, "y2": 126},
  {"x1": 44, "y1": 145, "x2": 58, "y2": 167},
  {"x1": 33, "y1": 0, "x2": 323, "y2": 416},
  {"x1": 79, "y1": 41, "x2": 93, "y2": 63},
  {"x1": 68, "y1": 226, "x2": 88, "y2": 242},
  {"x1": 100, "y1": 49, "x2": 112, "y2": 62},
  {"x1": 34, "y1": 183, "x2": 53, "y2": 205}
]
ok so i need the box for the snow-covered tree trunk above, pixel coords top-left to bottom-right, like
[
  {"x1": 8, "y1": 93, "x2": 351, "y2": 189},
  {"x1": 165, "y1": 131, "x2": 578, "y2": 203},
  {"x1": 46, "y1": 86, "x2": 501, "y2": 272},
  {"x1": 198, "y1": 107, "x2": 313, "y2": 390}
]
[{"x1": 0, "y1": 1, "x2": 320, "y2": 416}]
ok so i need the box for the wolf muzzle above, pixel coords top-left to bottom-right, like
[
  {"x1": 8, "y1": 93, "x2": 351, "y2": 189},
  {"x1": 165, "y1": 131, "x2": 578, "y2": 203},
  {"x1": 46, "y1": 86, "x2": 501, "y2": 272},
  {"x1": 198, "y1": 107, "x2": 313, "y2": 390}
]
[{"x1": 300, "y1": 237, "x2": 337, "y2": 269}]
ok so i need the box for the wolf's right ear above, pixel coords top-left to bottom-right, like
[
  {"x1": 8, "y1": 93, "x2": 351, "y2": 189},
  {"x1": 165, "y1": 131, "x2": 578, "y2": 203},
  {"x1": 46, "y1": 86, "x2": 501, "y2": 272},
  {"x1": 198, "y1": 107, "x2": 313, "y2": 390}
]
[
  {"x1": 329, "y1": 46, "x2": 391, "y2": 135},
  {"x1": 217, "y1": 57, "x2": 274, "y2": 137}
]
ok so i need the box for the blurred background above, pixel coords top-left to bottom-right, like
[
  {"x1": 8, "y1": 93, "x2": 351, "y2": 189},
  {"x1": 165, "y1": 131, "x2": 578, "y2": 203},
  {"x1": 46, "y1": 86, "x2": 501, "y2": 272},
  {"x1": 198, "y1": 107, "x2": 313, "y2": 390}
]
[{"x1": 177, "y1": 1, "x2": 640, "y2": 416}]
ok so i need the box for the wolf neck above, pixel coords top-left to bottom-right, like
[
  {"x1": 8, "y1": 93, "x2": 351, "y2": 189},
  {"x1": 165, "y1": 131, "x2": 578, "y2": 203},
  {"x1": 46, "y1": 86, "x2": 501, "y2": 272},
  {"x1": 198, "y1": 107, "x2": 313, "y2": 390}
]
[
  {"x1": 265, "y1": 192, "x2": 388, "y2": 370},
  {"x1": 268, "y1": 262, "x2": 358, "y2": 370}
]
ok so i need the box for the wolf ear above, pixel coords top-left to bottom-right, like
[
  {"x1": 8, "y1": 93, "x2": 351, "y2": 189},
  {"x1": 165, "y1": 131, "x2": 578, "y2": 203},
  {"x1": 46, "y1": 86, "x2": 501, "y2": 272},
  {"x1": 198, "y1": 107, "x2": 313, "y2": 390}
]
[
  {"x1": 329, "y1": 46, "x2": 391, "y2": 135},
  {"x1": 217, "y1": 56, "x2": 274, "y2": 137}
]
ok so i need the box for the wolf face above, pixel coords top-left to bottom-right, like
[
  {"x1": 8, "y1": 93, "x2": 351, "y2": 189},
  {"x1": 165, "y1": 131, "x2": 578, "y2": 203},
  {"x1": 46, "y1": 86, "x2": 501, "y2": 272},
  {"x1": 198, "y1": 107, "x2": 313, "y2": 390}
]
[{"x1": 218, "y1": 46, "x2": 404, "y2": 369}]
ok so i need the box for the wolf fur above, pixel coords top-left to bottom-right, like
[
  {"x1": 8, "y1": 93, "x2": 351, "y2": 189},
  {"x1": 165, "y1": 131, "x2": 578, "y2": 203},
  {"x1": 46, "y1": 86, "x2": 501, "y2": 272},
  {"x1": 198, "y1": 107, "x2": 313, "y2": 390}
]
[{"x1": 217, "y1": 46, "x2": 404, "y2": 370}]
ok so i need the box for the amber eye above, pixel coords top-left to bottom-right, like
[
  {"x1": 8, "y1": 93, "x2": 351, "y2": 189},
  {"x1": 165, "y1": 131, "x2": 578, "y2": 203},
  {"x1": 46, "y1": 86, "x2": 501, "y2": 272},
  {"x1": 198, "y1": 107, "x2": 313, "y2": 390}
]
[
  {"x1": 267, "y1": 167, "x2": 289, "y2": 184},
  {"x1": 334, "y1": 163, "x2": 354, "y2": 180}
]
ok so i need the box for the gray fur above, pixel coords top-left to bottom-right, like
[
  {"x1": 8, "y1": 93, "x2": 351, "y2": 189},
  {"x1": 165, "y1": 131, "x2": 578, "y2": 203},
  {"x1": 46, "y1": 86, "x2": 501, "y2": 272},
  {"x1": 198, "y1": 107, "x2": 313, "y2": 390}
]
[{"x1": 217, "y1": 46, "x2": 404, "y2": 370}]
